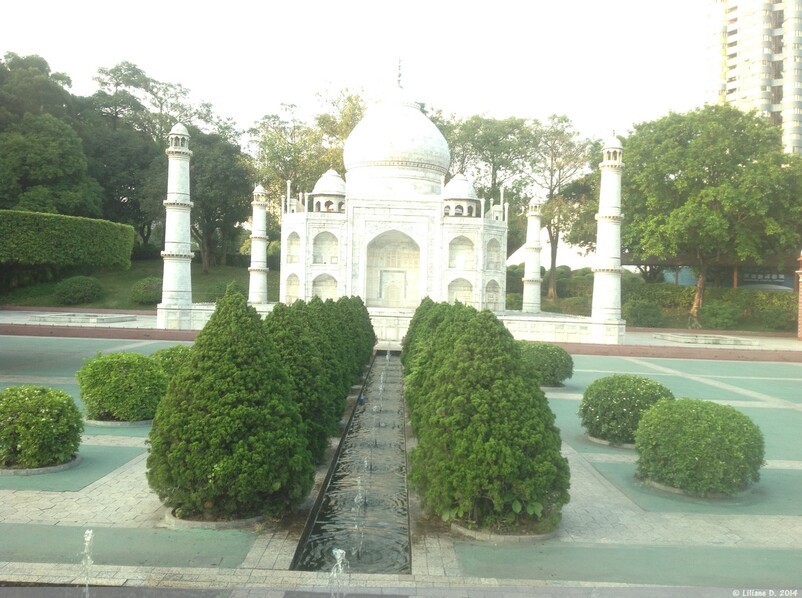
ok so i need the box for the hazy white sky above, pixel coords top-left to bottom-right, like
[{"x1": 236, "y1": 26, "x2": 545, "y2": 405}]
[{"x1": 4, "y1": 0, "x2": 716, "y2": 141}]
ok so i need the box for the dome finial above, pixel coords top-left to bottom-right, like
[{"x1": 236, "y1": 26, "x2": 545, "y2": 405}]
[{"x1": 397, "y1": 58, "x2": 403, "y2": 89}]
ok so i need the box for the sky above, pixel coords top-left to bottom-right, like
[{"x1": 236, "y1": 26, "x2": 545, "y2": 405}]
[{"x1": 3, "y1": 0, "x2": 718, "y2": 142}]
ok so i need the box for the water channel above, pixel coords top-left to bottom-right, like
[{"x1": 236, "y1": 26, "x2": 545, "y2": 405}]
[{"x1": 292, "y1": 351, "x2": 410, "y2": 574}]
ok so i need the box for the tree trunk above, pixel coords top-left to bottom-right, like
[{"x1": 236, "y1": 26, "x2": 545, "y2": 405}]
[
  {"x1": 200, "y1": 233, "x2": 214, "y2": 274},
  {"x1": 547, "y1": 227, "x2": 559, "y2": 301},
  {"x1": 689, "y1": 266, "x2": 706, "y2": 328}
]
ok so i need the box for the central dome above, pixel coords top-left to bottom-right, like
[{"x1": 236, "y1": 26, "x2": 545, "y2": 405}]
[{"x1": 343, "y1": 89, "x2": 451, "y2": 177}]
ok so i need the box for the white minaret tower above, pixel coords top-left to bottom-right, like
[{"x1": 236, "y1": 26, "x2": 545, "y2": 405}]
[
  {"x1": 522, "y1": 197, "x2": 544, "y2": 313},
  {"x1": 248, "y1": 185, "x2": 269, "y2": 305},
  {"x1": 591, "y1": 135, "x2": 623, "y2": 322},
  {"x1": 156, "y1": 123, "x2": 193, "y2": 329}
]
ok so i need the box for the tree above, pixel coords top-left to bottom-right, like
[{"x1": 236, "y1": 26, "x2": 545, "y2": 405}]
[
  {"x1": 250, "y1": 104, "x2": 328, "y2": 210},
  {"x1": 314, "y1": 89, "x2": 366, "y2": 173},
  {"x1": 188, "y1": 130, "x2": 254, "y2": 272},
  {"x1": 146, "y1": 288, "x2": 314, "y2": 519},
  {"x1": 526, "y1": 115, "x2": 595, "y2": 301},
  {"x1": 441, "y1": 114, "x2": 535, "y2": 213},
  {"x1": 0, "y1": 113, "x2": 102, "y2": 216},
  {"x1": 622, "y1": 104, "x2": 802, "y2": 323},
  {"x1": 0, "y1": 52, "x2": 73, "y2": 129}
]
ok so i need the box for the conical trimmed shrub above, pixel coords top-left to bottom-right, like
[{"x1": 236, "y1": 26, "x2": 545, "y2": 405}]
[
  {"x1": 408, "y1": 306, "x2": 570, "y2": 531},
  {"x1": 146, "y1": 289, "x2": 314, "y2": 519}
]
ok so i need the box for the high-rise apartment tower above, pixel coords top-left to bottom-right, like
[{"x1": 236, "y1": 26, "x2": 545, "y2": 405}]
[{"x1": 717, "y1": 0, "x2": 802, "y2": 153}]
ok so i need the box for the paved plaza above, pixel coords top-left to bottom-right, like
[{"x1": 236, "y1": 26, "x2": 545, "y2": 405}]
[{"x1": 0, "y1": 311, "x2": 801, "y2": 596}]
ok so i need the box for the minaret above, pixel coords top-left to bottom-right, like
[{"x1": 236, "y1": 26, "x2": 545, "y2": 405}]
[
  {"x1": 157, "y1": 123, "x2": 193, "y2": 329},
  {"x1": 522, "y1": 198, "x2": 543, "y2": 313},
  {"x1": 248, "y1": 185, "x2": 269, "y2": 305},
  {"x1": 591, "y1": 135, "x2": 623, "y2": 321}
]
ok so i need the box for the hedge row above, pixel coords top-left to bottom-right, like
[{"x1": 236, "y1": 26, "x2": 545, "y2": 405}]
[
  {"x1": 402, "y1": 300, "x2": 570, "y2": 532},
  {"x1": 0, "y1": 209, "x2": 134, "y2": 269},
  {"x1": 146, "y1": 289, "x2": 376, "y2": 520}
]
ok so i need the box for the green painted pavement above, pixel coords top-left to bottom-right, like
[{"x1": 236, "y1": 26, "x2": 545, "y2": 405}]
[
  {"x1": 0, "y1": 523, "x2": 253, "y2": 568},
  {"x1": 453, "y1": 542, "x2": 802, "y2": 587},
  {"x1": 593, "y1": 462, "x2": 802, "y2": 515},
  {"x1": 0, "y1": 336, "x2": 187, "y2": 378},
  {"x1": 84, "y1": 422, "x2": 151, "y2": 438},
  {"x1": 738, "y1": 407, "x2": 802, "y2": 461},
  {"x1": 0, "y1": 446, "x2": 144, "y2": 492}
]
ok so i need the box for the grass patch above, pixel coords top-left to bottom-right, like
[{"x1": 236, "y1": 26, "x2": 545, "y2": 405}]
[{"x1": 0, "y1": 260, "x2": 280, "y2": 309}]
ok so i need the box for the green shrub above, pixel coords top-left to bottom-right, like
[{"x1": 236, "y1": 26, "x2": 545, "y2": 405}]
[
  {"x1": 623, "y1": 283, "x2": 694, "y2": 309},
  {"x1": 201, "y1": 280, "x2": 247, "y2": 303},
  {"x1": 54, "y1": 276, "x2": 103, "y2": 305},
  {"x1": 559, "y1": 296, "x2": 591, "y2": 316},
  {"x1": 407, "y1": 304, "x2": 570, "y2": 531},
  {"x1": 753, "y1": 298, "x2": 797, "y2": 331},
  {"x1": 559, "y1": 273, "x2": 593, "y2": 298},
  {"x1": 77, "y1": 353, "x2": 167, "y2": 421},
  {"x1": 700, "y1": 299, "x2": 741, "y2": 329},
  {"x1": 505, "y1": 292, "x2": 522, "y2": 311},
  {"x1": 147, "y1": 289, "x2": 314, "y2": 520},
  {"x1": 635, "y1": 399, "x2": 765, "y2": 496},
  {"x1": 130, "y1": 277, "x2": 163, "y2": 305},
  {"x1": 150, "y1": 345, "x2": 193, "y2": 384},
  {"x1": 623, "y1": 299, "x2": 665, "y2": 328},
  {"x1": 518, "y1": 342, "x2": 574, "y2": 387},
  {"x1": 579, "y1": 375, "x2": 674, "y2": 445},
  {"x1": 0, "y1": 386, "x2": 83, "y2": 468},
  {"x1": 0, "y1": 209, "x2": 134, "y2": 269}
]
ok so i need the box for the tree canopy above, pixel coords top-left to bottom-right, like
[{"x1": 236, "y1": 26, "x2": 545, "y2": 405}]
[{"x1": 622, "y1": 104, "x2": 802, "y2": 321}]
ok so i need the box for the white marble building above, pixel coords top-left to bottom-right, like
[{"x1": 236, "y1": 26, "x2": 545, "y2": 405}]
[
  {"x1": 277, "y1": 89, "x2": 508, "y2": 341},
  {"x1": 158, "y1": 88, "x2": 625, "y2": 346}
]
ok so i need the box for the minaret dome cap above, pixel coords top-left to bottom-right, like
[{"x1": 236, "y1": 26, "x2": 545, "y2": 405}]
[
  {"x1": 603, "y1": 133, "x2": 622, "y2": 151},
  {"x1": 169, "y1": 123, "x2": 190, "y2": 137}
]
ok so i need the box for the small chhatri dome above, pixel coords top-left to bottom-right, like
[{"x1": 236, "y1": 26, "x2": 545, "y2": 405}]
[
  {"x1": 253, "y1": 184, "x2": 266, "y2": 194},
  {"x1": 442, "y1": 173, "x2": 478, "y2": 201},
  {"x1": 343, "y1": 88, "x2": 450, "y2": 176},
  {"x1": 169, "y1": 123, "x2": 190, "y2": 137},
  {"x1": 310, "y1": 169, "x2": 346, "y2": 197}
]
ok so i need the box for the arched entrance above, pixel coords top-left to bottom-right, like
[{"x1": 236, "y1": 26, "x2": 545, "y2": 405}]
[{"x1": 366, "y1": 231, "x2": 420, "y2": 308}]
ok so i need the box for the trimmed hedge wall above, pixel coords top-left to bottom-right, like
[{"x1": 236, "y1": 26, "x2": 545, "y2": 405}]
[{"x1": 0, "y1": 210, "x2": 134, "y2": 269}]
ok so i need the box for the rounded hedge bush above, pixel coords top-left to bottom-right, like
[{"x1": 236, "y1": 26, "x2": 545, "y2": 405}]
[
  {"x1": 0, "y1": 386, "x2": 83, "y2": 468},
  {"x1": 130, "y1": 276, "x2": 162, "y2": 305},
  {"x1": 54, "y1": 276, "x2": 102, "y2": 305},
  {"x1": 635, "y1": 399, "x2": 765, "y2": 496},
  {"x1": 622, "y1": 299, "x2": 665, "y2": 328},
  {"x1": 579, "y1": 375, "x2": 674, "y2": 445},
  {"x1": 518, "y1": 342, "x2": 574, "y2": 387},
  {"x1": 76, "y1": 353, "x2": 168, "y2": 421},
  {"x1": 150, "y1": 345, "x2": 192, "y2": 384}
]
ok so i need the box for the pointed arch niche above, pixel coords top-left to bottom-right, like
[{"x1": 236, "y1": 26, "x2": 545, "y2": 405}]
[
  {"x1": 286, "y1": 232, "x2": 301, "y2": 264},
  {"x1": 485, "y1": 279, "x2": 501, "y2": 311},
  {"x1": 312, "y1": 274, "x2": 337, "y2": 300},
  {"x1": 448, "y1": 278, "x2": 473, "y2": 306},
  {"x1": 366, "y1": 230, "x2": 420, "y2": 308},
  {"x1": 285, "y1": 273, "x2": 300, "y2": 303},
  {"x1": 486, "y1": 238, "x2": 502, "y2": 270},
  {"x1": 448, "y1": 235, "x2": 475, "y2": 269},
  {"x1": 313, "y1": 231, "x2": 338, "y2": 264}
]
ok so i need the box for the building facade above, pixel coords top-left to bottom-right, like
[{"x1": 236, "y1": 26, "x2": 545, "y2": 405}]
[
  {"x1": 716, "y1": 0, "x2": 802, "y2": 153},
  {"x1": 278, "y1": 89, "x2": 508, "y2": 319}
]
